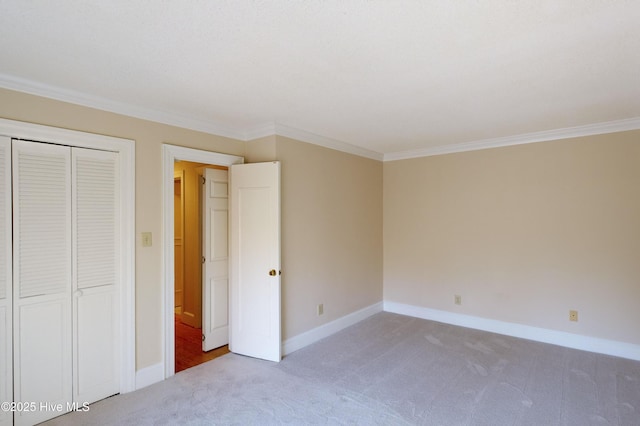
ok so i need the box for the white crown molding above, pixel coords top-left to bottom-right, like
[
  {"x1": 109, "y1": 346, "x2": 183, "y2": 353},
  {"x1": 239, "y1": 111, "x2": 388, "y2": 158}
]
[
  {"x1": 0, "y1": 73, "x2": 384, "y2": 160},
  {"x1": 384, "y1": 117, "x2": 640, "y2": 161},
  {"x1": 0, "y1": 73, "x2": 246, "y2": 141},
  {"x1": 4, "y1": 73, "x2": 639, "y2": 163},
  {"x1": 384, "y1": 301, "x2": 640, "y2": 361},
  {"x1": 244, "y1": 122, "x2": 384, "y2": 160},
  {"x1": 273, "y1": 123, "x2": 384, "y2": 161},
  {"x1": 244, "y1": 122, "x2": 277, "y2": 141}
]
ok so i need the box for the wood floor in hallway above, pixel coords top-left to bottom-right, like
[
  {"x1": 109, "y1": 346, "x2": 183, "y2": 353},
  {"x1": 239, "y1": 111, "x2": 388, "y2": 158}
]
[{"x1": 175, "y1": 314, "x2": 229, "y2": 373}]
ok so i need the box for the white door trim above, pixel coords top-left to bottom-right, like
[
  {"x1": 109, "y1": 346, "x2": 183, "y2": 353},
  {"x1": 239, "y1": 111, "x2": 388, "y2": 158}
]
[
  {"x1": 162, "y1": 144, "x2": 243, "y2": 378},
  {"x1": 0, "y1": 118, "x2": 136, "y2": 393}
]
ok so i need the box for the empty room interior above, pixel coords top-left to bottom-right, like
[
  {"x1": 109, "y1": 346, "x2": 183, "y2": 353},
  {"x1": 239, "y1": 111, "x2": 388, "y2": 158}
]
[{"x1": 0, "y1": 2, "x2": 639, "y2": 425}]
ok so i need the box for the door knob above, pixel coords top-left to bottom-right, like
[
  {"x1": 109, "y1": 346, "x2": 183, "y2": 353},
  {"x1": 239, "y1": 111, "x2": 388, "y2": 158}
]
[{"x1": 269, "y1": 269, "x2": 277, "y2": 276}]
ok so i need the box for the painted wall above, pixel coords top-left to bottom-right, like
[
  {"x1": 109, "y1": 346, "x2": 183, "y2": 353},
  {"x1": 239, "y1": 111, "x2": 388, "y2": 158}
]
[
  {"x1": 278, "y1": 136, "x2": 383, "y2": 338},
  {"x1": 0, "y1": 88, "x2": 244, "y2": 370},
  {"x1": 384, "y1": 131, "x2": 640, "y2": 345}
]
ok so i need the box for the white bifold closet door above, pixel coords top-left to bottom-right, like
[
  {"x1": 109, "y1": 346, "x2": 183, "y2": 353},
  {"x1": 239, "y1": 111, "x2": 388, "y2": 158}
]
[
  {"x1": 13, "y1": 140, "x2": 72, "y2": 426},
  {"x1": 12, "y1": 140, "x2": 119, "y2": 425},
  {"x1": 0, "y1": 137, "x2": 12, "y2": 426},
  {"x1": 71, "y1": 147, "x2": 120, "y2": 405}
]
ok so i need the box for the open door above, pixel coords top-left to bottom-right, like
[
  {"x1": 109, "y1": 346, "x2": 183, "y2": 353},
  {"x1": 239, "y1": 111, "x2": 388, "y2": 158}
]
[
  {"x1": 229, "y1": 162, "x2": 281, "y2": 362},
  {"x1": 202, "y1": 168, "x2": 230, "y2": 351}
]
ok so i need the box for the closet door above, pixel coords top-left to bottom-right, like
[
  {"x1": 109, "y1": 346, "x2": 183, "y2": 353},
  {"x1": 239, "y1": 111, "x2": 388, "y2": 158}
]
[
  {"x1": 0, "y1": 137, "x2": 11, "y2": 426},
  {"x1": 13, "y1": 140, "x2": 72, "y2": 426},
  {"x1": 72, "y1": 148, "x2": 120, "y2": 404}
]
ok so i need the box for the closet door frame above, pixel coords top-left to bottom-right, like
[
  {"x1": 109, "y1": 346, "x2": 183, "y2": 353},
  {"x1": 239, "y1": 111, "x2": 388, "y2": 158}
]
[
  {"x1": 0, "y1": 118, "x2": 135, "y2": 394},
  {"x1": 0, "y1": 136, "x2": 12, "y2": 426}
]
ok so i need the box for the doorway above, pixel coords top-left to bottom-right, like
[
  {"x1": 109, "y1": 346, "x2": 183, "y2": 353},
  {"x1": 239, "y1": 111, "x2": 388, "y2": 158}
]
[
  {"x1": 162, "y1": 145, "x2": 244, "y2": 378},
  {"x1": 173, "y1": 161, "x2": 230, "y2": 372}
]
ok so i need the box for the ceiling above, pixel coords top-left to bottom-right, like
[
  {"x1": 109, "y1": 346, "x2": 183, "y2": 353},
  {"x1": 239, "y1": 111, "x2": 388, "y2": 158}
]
[{"x1": 1, "y1": 1, "x2": 639, "y2": 160}]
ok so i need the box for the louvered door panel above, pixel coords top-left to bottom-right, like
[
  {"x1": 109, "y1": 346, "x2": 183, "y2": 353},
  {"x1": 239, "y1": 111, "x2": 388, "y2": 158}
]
[
  {"x1": 15, "y1": 143, "x2": 71, "y2": 297},
  {"x1": 13, "y1": 140, "x2": 72, "y2": 425},
  {"x1": 74, "y1": 150, "x2": 118, "y2": 290},
  {"x1": 0, "y1": 137, "x2": 12, "y2": 426},
  {"x1": 72, "y1": 148, "x2": 120, "y2": 404}
]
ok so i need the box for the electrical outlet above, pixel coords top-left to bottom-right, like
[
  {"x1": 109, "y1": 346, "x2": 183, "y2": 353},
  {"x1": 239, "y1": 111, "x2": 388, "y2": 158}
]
[
  {"x1": 317, "y1": 304, "x2": 324, "y2": 316},
  {"x1": 569, "y1": 310, "x2": 578, "y2": 322},
  {"x1": 454, "y1": 295, "x2": 462, "y2": 305},
  {"x1": 141, "y1": 232, "x2": 152, "y2": 247}
]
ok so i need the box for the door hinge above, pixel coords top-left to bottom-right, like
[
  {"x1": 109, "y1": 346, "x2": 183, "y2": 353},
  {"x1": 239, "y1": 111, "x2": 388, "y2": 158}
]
[
  {"x1": 202, "y1": 334, "x2": 205, "y2": 342},
  {"x1": 201, "y1": 176, "x2": 205, "y2": 185}
]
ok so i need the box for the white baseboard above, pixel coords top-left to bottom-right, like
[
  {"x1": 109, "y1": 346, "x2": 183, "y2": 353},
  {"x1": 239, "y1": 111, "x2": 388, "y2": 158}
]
[
  {"x1": 135, "y1": 362, "x2": 165, "y2": 390},
  {"x1": 283, "y1": 302, "x2": 384, "y2": 355},
  {"x1": 384, "y1": 301, "x2": 640, "y2": 361}
]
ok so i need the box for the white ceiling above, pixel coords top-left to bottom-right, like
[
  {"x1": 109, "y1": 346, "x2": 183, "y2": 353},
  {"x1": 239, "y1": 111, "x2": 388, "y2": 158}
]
[{"x1": 1, "y1": 1, "x2": 639, "y2": 160}]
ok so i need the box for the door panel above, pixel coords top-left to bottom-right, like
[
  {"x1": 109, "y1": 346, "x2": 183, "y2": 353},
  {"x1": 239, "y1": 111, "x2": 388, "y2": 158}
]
[
  {"x1": 72, "y1": 148, "x2": 120, "y2": 403},
  {"x1": 73, "y1": 149, "x2": 118, "y2": 290},
  {"x1": 17, "y1": 298, "x2": 70, "y2": 400},
  {"x1": 12, "y1": 140, "x2": 72, "y2": 425},
  {"x1": 230, "y1": 162, "x2": 281, "y2": 362},
  {"x1": 13, "y1": 141, "x2": 71, "y2": 298},
  {"x1": 203, "y1": 168, "x2": 229, "y2": 351},
  {"x1": 174, "y1": 176, "x2": 184, "y2": 310},
  {"x1": 74, "y1": 286, "x2": 118, "y2": 403},
  {"x1": 0, "y1": 136, "x2": 10, "y2": 426},
  {"x1": 14, "y1": 298, "x2": 71, "y2": 426}
]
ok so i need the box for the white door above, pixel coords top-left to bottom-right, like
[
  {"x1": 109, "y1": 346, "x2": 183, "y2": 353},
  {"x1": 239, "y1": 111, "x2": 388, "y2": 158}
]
[
  {"x1": 11, "y1": 141, "x2": 120, "y2": 425},
  {"x1": 12, "y1": 140, "x2": 72, "y2": 426},
  {"x1": 72, "y1": 148, "x2": 120, "y2": 404},
  {"x1": 202, "y1": 168, "x2": 229, "y2": 351},
  {"x1": 0, "y1": 137, "x2": 12, "y2": 426},
  {"x1": 229, "y1": 162, "x2": 281, "y2": 362}
]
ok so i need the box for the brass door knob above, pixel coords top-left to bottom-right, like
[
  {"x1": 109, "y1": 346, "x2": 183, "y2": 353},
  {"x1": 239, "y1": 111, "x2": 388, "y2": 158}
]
[{"x1": 269, "y1": 269, "x2": 277, "y2": 276}]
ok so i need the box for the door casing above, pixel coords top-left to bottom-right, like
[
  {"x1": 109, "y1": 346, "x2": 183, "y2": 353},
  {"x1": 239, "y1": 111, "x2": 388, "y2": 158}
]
[{"x1": 0, "y1": 118, "x2": 135, "y2": 394}]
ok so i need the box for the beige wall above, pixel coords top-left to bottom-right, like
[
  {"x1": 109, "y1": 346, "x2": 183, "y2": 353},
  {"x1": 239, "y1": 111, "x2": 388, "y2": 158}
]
[
  {"x1": 247, "y1": 136, "x2": 384, "y2": 338},
  {"x1": 384, "y1": 131, "x2": 640, "y2": 345},
  {"x1": 0, "y1": 88, "x2": 244, "y2": 369},
  {"x1": 245, "y1": 135, "x2": 277, "y2": 162}
]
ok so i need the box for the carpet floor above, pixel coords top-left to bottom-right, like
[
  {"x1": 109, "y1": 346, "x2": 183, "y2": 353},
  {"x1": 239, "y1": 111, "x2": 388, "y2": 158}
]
[{"x1": 44, "y1": 312, "x2": 640, "y2": 425}]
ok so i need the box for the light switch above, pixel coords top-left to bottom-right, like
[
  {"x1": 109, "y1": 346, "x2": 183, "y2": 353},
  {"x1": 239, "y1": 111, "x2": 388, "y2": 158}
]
[{"x1": 142, "y1": 232, "x2": 152, "y2": 247}]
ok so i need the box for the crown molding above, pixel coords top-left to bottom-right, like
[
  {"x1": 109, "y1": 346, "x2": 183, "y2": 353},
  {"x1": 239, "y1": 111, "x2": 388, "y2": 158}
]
[
  {"x1": 384, "y1": 117, "x2": 640, "y2": 161},
  {"x1": 245, "y1": 122, "x2": 384, "y2": 160},
  {"x1": 3, "y1": 74, "x2": 638, "y2": 163},
  {"x1": 272, "y1": 123, "x2": 384, "y2": 161},
  {"x1": 244, "y1": 122, "x2": 277, "y2": 141},
  {"x1": 0, "y1": 73, "x2": 246, "y2": 141},
  {"x1": 0, "y1": 74, "x2": 385, "y2": 160}
]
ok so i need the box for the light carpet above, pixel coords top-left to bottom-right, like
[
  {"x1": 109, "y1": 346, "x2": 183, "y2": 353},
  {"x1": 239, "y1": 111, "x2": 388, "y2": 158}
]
[{"x1": 44, "y1": 312, "x2": 640, "y2": 425}]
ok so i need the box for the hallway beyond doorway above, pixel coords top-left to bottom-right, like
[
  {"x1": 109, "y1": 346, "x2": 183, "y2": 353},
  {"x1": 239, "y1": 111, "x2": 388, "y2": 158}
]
[{"x1": 174, "y1": 315, "x2": 229, "y2": 373}]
